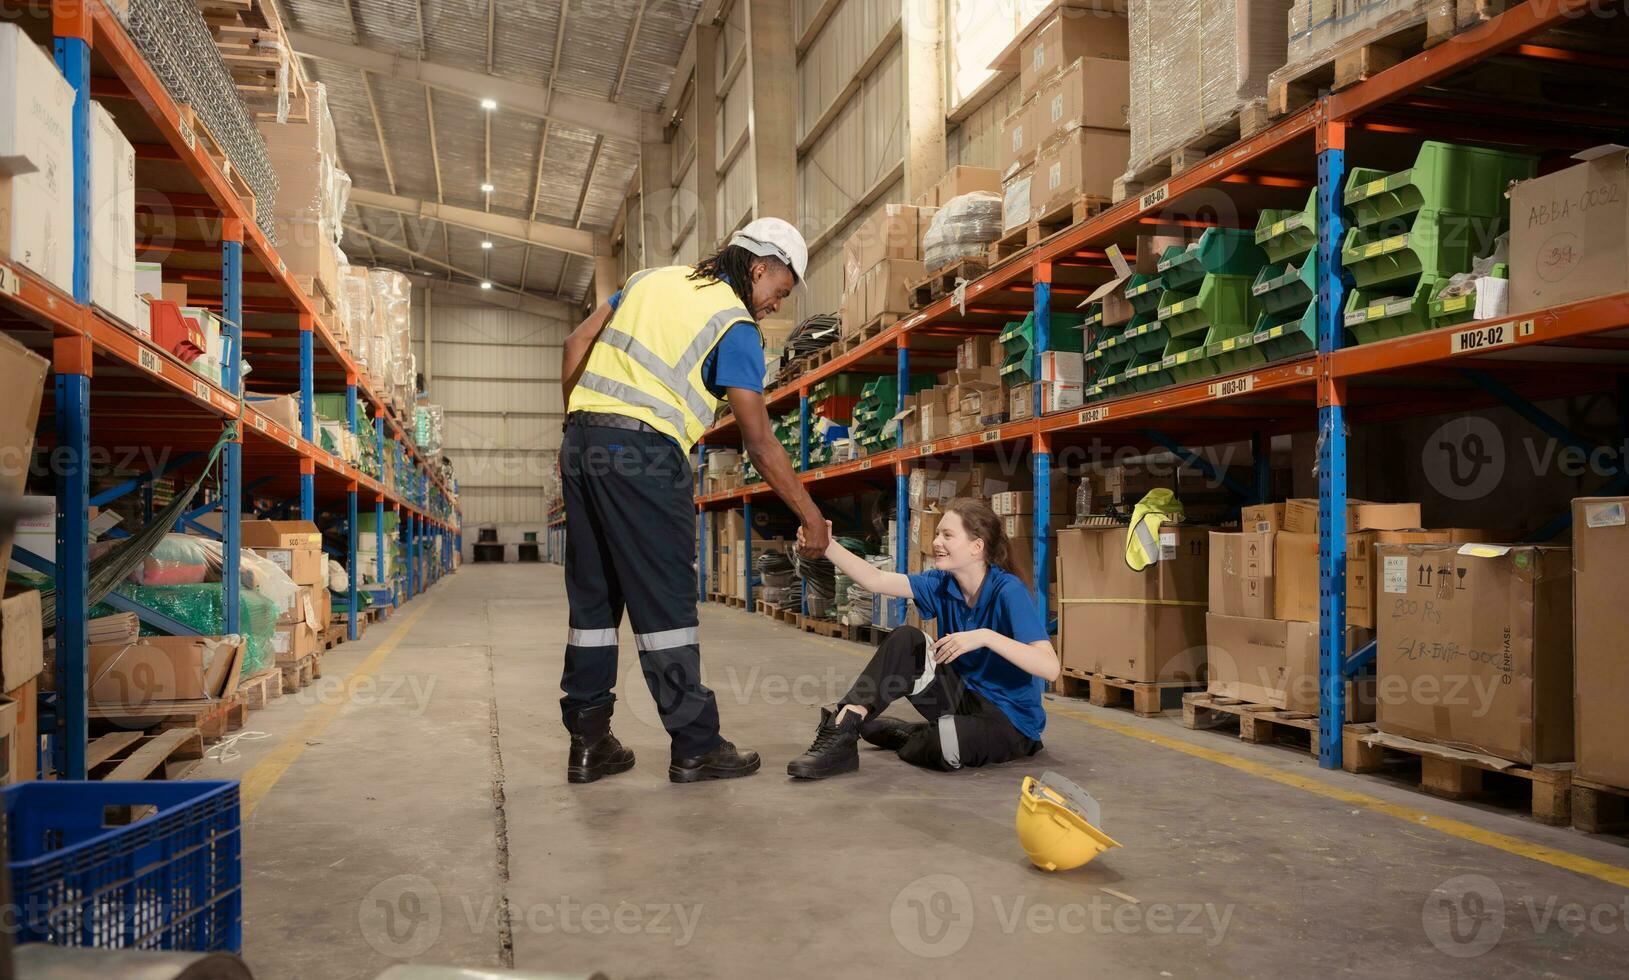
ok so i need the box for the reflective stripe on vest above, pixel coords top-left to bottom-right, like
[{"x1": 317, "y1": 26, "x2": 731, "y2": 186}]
[{"x1": 575, "y1": 372, "x2": 690, "y2": 437}]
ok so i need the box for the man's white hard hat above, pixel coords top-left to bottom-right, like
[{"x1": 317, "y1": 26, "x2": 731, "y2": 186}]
[{"x1": 730, "y1": 217, "x2": 808, "y2": 284}]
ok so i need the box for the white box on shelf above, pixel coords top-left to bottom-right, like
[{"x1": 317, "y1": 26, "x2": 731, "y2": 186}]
[
  {"x1": 90, "y1": 101, "x2": 139, "y2": 329},
  {"x1": 0, "y1": 24, "x2": 75, "y2": 293}
]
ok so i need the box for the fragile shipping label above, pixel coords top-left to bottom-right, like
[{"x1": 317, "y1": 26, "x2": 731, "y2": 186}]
[{"x1": 1383, "y1": 555, "x2": 1409, "y2": 595}]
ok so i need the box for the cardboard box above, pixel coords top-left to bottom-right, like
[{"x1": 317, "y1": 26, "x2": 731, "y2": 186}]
[
  {"x1": 1275, "y1": 528, "x2": 1450, "y2": 626},
  {"x1": 1038, "y1": 57, "x2": 1132, "y2": 147},
  {"x1": 1205, "y1": 613, "x2": 1375, "y2": 718},
  {"x1": 1021, "y1": 10, "x2": 1131, "y2": 99},
  {"x1": 1241, "y1": 503, "x2": 1284, "y2": 532},
  {"x1": 272, "y1": 621, "x2": 318, "y2": 663},
  {"x1": 1003, "y1": 165, "x2": 1035, "y2": 232},
  {"x1": 0, "y1": 335, "x2": 46, "y2": 576},
  {"x1": 1040, "y1": 351, "x2": 1084, "y2": 383},
  {"x1": 1509, "y1": 147, "x2": 1629, "y2": 315},
  {"x1": 1033, "y1": 127, "x2": 1131, "y2": 214},
  {"x1": 1008, "y1": 383, "x2": 1033, "y2": 422},
  {"x1": 257, "y1": 546, "x2": 325, "y2": 587},
  {"x1": 1000, "y1": 98, "x2": 1038, "y2": 176},
  {"x1": 842, "y1": 205, "x2": 923, "y2": 290},
  {"x1": 241, "y1": 520, "x2": 323, "y2": 549},
  {"x1": 958, "y1": 335, "x2": 994, "y2": 370},
  {"x1": 1057, "y1": 525, "x2": 1208, "y2": 682},
  {"x1": 0, "y1": 589, "x2": 42, "y2": 693},
  {"x1": 4, "y1": 677, "x2": 34, "y2": 783},
  {"x1": 0, "y1": 25, "x2": 75, "y2": 293},
  {"x1": 1572, "y1": 497, "x2": 1629, "y2": 787},
  {"x1": 88, "y1": 634, "x2": 246, "y2": 704},
  {"x1": 932, "y1": 166, "x2": 1003, "y2": 208},
  {"x1": 89, "y1": 101, "x2": 139, "y2": 329},
  {"x1": 1209, "y1": 530, "x2": 1276, "y2": 619},
  {"x1": 1282, "y1": 498, "x2": 1421, "y2": 534},
  {"x1": 864, "y1": 258, "x2": 925, "y2": 322},
  {"x1": 1374, "y1": 543, "x2": 1573, "y2": 765},
  {"x1": 952, "y1": 381, "x2": 1003, "y2": 418},
  {"x1": 247, "y1": 392, "x2": 303, "y2": 435}
]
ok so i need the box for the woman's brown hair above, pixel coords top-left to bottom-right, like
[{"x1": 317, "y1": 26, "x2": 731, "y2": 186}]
[{"x1": 943, "y1": 497, "x2": 1030, "y2": 589}]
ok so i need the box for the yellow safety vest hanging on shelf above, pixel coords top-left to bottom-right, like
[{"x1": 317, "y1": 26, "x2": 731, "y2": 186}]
[
  {"x1": 568, "y1": 266, "x2": 759, "y2": 453},
  {"x1": 1124, "y1": 488, "x2": 1185, "y2": 571}
]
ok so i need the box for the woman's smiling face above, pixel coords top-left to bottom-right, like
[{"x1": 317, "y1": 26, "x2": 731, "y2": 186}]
[{"x1": 932, "y1": 510, "x2": 985, "y2": 572}]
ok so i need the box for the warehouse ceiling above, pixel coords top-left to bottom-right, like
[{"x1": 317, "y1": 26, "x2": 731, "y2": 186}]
[{"x1": 281, "y1": 0, "x2": 701, "y2": 311}]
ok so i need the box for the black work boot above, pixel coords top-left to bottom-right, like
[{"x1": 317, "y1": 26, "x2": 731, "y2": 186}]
[
  {"x1": 669, "y1": 739, "x2": 761, "y2": 783},
  {"x1": 861, "y1": 716, "x2": 925, "y2": 751},
  {"x1": 787, "y1": 707, "x2": 863, "y2": 780},
  {"x1": 565, "y1": 704, "x2": 635, "y2": 784}
]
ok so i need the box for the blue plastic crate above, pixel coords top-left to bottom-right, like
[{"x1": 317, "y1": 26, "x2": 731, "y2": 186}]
[{"x1": 4, "y1": 780, "x2": 242, "y2": 953}]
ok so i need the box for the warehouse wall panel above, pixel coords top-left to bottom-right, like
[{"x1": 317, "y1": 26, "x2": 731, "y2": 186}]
[
  {"x1": 947, "y1": 75, "x2": 1022, "y2": 170},
  {"x1": 717, "y1": 71, "x2": 751, "y2": 165},
  {"x1": 717, "y1": 151, "x2": 756, "y2": 236},
  {"x1": 795, "y1": 0, "x2": 902, "y2": 143}
]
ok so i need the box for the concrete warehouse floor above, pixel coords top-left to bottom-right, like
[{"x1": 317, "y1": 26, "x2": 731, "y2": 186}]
[{"x1": 208, "y1": 564, "x2": 1629, "y2": 979}]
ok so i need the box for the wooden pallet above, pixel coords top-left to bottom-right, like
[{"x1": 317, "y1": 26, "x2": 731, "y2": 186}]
[
  {"x1": 1052, "y1": 668, "x2": 1203, "y2": 717},
  {"x1": 989, "y1": 195, "x2": 1112, "y2": 263},
  {"x1": 91, "y1": 695, "x2": 247, "y2": 743},
  {"x1": 1341, "y1": 724, "x2": 1572, "y2": 826},
  {"x1": 87, "y1": 727, "x2": 205, "y2": 782},
  {"x1": 320, "y1": 626, "x2": 345, "y2": 651},
  {"x1": 798, "y1": 614, "x2": 847, "y2": 639},
  {"x1": 1181, "y1": 693, "x2": 1319, "y2": 757},
  {"x1": 822, "y1": 316, "x2": 896, "y2": 366},
  {"x1": 707, "y1": 591, "x2": 728, "y2": 604},
  {"x1": 842, "y1": 621, "x2": 889, "y2": 647},
  {"x1": 280, "y1": 653, "x2": 319, "y2": 692},
  {"x1": 907, "y1": 258, "x2": 990, "y2": 310},
  {"x1": 1425, "y1": 0, "x2": 1509, "y2": 47},
  {"x1": 725, "y1": 595, "x2": 746, "y2": 609},
  {"x1": 295, "y1": 273, "x2": 337, "y2": 320},
  {"x1": 238, "y1": 667, "x2": 285, "y2": 711},
  {"x1": 1572, "y1": 777, "x2": 1629, "y2": 835},
  {"x1": 194, "y1": 0, "x2": 314, "y2": 123},
  {"x1": 1268, "y1": 18, "x2": 1434, "y2": 122},
  {"x1": 1112, "y1": 102, "x2": 1271, "y2": 204}
]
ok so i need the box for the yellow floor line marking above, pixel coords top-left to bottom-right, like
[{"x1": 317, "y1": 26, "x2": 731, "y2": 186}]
[
  {"x1": 239, "y1": 600, "x2": 437, "y2": 817},
  {"x1": 721, "y1": 606, "x2": 1629, "y2": 888}
]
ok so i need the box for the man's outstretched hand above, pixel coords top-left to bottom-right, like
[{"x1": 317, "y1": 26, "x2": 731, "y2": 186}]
[{"x1": 797, "y1": 519, "x2": 831, "y2": 559}]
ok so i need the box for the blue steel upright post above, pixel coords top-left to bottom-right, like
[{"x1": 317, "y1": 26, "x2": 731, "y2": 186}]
[
  {"x1": 53, "y1": 7, "x2": 93, "y2": 779},
  {"x1": 375, "y1": 407, "x2": 389, "y2": 602},
  {"x1": 742, "y1": 500, "x2": 754, "y2": 610},
  {"x1": 1316, "y1": 114, "x2": 1350, "y2": 769},
  {"x1": 346, "y1": 378, "x2": 360, "y2": 640},
  {"x1": 299, "y1": 313, "x2": 316, "y2": 520},
  {"x1": 894, "y1": 338, "x2": 909, "y2": 625},
  {"x1": 1252, "y1": 430, "x2": 1271, "y2": 504},
  {"x1": 1032, "y1": 262, "x2": 1052, "y2": 616},
  {"x1": 221, "y1": 218, "x2": 244, "y2": 634},
  {"x1": 799, "y1": 388, "x2": 811, "y2": 472}
]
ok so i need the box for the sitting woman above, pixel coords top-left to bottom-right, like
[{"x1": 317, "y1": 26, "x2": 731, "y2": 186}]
[{"x1": 787, "y1": 497, "x2": 1060, "y2": 779}]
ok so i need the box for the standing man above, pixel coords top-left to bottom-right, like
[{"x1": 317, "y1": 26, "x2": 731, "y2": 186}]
[{"x1": 557, "y1": 218, "x2": 830, "y2": 784}]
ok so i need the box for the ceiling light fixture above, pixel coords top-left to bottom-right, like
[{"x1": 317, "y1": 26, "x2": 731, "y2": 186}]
[
  {"x1": 480, "y1": 182, "x2": 495, "y2": 193},
  {"x1": 480, "y1": 281, "x2": 493, "y2": 290},
  {"x1": 481, "y1": 240, "x2": 494, "y2": 249},
  {"x1": 480, "y1": 98, "x2": 498, "y2": 110}
]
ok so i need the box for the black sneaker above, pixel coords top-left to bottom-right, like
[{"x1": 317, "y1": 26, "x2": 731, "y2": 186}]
[
  {"x1": 565, "y1": 704, "x2": 636, "y2": 784},
  {"x1": 787, "y1": 707, "x2": 862, "y2": 780},
  {"x1": 861, "y1": 716, "x2": 925, "y2": 752},
  {"x1": 669, "y1": 740, "x2": 761, "y2": 783}
]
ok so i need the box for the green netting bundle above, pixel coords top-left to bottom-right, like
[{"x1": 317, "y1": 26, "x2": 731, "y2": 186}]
[{"x1": 93, "y1": 583, "x2": 279, "y2": 676}]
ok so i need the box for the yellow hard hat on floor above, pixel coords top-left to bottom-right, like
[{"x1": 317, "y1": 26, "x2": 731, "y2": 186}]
[{"x1": 1017, "y1": 772, "x2": 1122, "y2": 872}]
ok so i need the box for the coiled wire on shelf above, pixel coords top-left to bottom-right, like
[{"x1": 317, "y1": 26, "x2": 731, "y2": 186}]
[
  {"x1": 775, "y1": 313, "x2": 841, "y2": 384},
  {"x1": 756, "y1": 550, "x2": 801, "y2": 608},
  {"x1": 794, "y1": 536, "x2": 868, "y2": 621}
]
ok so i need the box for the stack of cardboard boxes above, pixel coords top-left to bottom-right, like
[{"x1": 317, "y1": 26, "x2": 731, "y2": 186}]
[
  {"x1": 1574, "y1": 497, "x2": 1628, "y2": 791},
  {"x1": 243, "y1": 520, "x2": 329, "y2": 662},
  {"x1": 900, "y1": 338, "x2": 1005, "y2": 445},
  {"x1": 841, "y1": 205, "x2": 930, "y2": 339},
  {"x1": 1000, "y1": 10, "x2": 1132, "y2": 234},
  {"x1": 709, "y1": 511, "x2": 791, "y2": 603}
]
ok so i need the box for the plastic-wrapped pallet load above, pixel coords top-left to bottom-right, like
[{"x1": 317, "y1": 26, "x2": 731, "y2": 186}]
[
  {"x1": 257, "y1": 83, "x2": 350, "y2": 302},
  {"x1": 1124, "y1": 0, "x2": 1292, "y2": 180},
  {"x1": 1281, "y1": 0, "x2": 1432, "y2": 71},
  {"x1": 922, "y1": 193, "x2": 1004, "y2": 272}
]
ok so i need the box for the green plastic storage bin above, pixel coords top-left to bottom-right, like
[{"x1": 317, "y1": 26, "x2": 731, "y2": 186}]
[
  {"x1": 1254, "y1": 307, "x2": 1320, "y2": 362},
  {"x1": 1156, "y1": 274, "x2": 1260, "y2": 339},
  {"x1": 1125, "y1": 274, "x2": 1166, "y2": 318},
  {"x1": 1255, "y1": 189, "x2": 1319, "y2": 264},
  {"x1": 1341, "y1": 210, "x2": 1503, "y2": 290},
  {"x1": 1162, "y1": 334, "x2": 1218, "y2": 384},
  {"x1": 1157, "y1": 228, "x2": 1269, "y2": 293},
  {"x1": 1343, "y1": 141, "x2": 1537, "y2": 227},
  {"x1": 1253, "y1": 258, "x2": 1317, "y2": 319},
  {"x1": 1119, "y1": 318, "x2": 1171, "y2": 357},
  {"x1": 1208, "y1": 330, "x2": 1270, "y2": 374},
  {"x1": 1343, "y1": 278, "x2": 1442, "y2": 344}
]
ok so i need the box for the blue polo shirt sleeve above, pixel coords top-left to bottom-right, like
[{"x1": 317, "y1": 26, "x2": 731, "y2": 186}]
[
  {"x1": 606, "y1": 289, "x2": 622, "y2": 310},
  {"x1": 995, "y1": 574, "x2": 1049, "y2": 643},
  {"x1": 907, "y1": 571, "x2": 947, "y2": 622},
  {"x1": 702, "y1": 324, "x2": 765, "y2": 397}
]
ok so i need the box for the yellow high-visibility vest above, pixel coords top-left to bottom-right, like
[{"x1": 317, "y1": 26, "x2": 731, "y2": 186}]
[
  {"x1": 1125, "y1": 488, "x2": 1185, "y2": 571},
  {"x1": 568, "y1": 266, "x2": 758, "y2": 453}
]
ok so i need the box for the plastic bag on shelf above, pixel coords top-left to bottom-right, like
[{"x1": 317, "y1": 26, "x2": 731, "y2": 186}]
[
  {"x1": 90, "y1": 533, "x2": 211, "y2": 587},
  {"x1": 194, "y1": 539, "x2": 301, "y2": 622},
  {"x1": 922, "y1": 192, "x2": 1004, "y2": 272},
  {"x1": 1433, "y1": 233, "x2": 1510, "y2": 300}
]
